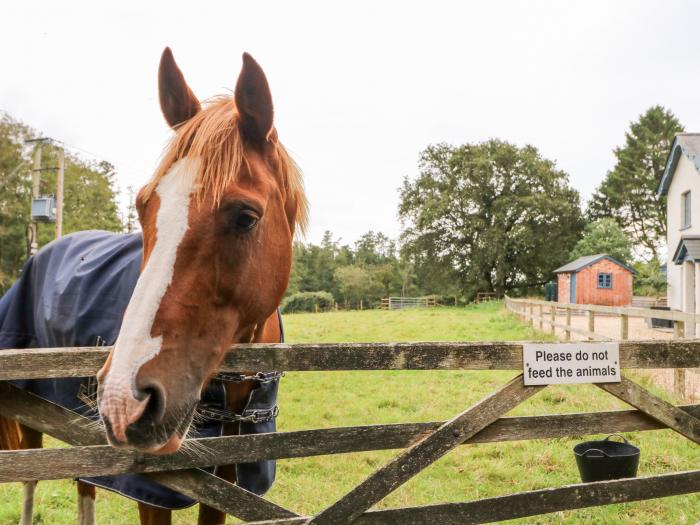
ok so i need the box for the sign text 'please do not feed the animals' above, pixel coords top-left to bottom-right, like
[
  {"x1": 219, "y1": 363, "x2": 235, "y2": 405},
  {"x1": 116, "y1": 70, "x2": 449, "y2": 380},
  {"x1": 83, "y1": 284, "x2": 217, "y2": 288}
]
[{"x1": 522, "y1": 342, "x2": 621, "y2": 386}]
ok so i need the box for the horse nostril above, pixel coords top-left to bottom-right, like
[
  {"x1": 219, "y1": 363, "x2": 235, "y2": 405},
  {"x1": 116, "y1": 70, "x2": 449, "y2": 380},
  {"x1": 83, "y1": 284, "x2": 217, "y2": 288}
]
[{"x1": 136, "y1": 382, "x2": 167, "y2": 425}]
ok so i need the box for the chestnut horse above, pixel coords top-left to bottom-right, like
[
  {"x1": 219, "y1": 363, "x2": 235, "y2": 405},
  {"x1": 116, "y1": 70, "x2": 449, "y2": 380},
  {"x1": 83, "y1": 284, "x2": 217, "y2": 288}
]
[{"x1": 0, "y1": 48, "x2": 306, "y2": 524}]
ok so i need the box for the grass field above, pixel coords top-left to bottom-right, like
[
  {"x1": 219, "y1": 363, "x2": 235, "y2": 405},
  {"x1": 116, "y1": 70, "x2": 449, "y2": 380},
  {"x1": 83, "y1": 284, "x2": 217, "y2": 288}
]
[{"x1": 1, "y1": 302, "x2": 698, "y2": 524}]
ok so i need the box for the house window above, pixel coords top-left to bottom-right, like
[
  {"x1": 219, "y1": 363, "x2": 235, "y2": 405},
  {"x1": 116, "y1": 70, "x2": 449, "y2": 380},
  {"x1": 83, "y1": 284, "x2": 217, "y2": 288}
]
[
  {"x1": 597, "y1": 272, "x2": 613, "y2": 289},
  {"x1": 682, "y1": 190, "x2": 691, "y2": 229}
]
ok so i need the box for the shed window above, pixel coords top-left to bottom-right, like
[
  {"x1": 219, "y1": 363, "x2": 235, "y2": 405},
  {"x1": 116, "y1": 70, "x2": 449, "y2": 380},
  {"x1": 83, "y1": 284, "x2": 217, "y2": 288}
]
[
  {"x1": 682, "y1": 190, "x2": 691, "y2": 229},
  {"x1": 597, "y1": 272, "x2": 612, "y2": 289}
]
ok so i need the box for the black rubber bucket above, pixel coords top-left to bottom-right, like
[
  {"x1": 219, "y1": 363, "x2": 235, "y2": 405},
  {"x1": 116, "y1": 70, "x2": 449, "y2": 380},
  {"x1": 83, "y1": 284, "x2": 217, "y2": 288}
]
[{"x1": 573, "y1": 434, "x2": 640, "y2": 482}]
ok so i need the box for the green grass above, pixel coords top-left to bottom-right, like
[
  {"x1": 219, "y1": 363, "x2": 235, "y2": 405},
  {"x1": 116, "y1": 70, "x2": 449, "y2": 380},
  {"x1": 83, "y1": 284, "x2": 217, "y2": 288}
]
[{"x1": 0, "y1": 302, "x2": 698, "y2": 524}]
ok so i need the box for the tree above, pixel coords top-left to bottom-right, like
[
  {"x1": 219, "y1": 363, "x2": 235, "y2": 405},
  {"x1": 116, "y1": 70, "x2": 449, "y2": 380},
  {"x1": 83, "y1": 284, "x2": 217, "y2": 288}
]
[
  {"x1": 355, "y1": 231, "x2": 395, "y2": 266},
  {"x1": 334, "y1": 265, "x2": 371, "y2": 306},
  {"x1": 399, "y1": 140, "x2": 584, "y2": 299},
  {"x1": 633, "y1": 259, "x2": 666, "y2": 297},
  {"x1": 0, "y1": 113, "x2": 33, "y2": 291},
  {"x1": 124, "y1": 186, "x2": 139, "y2": 233},
  {"x1": 588, "y1": 106, "x2": 683, "y2": 259},
  {"x1": 287, "y1": 231, "x2": 354, "y2": 298},
  {"x1": 0, "y1": 112, "x2": 123, "y2": 293},
  {"x1": 569, "y1": 218, "x2": 633, "y2": 264}
]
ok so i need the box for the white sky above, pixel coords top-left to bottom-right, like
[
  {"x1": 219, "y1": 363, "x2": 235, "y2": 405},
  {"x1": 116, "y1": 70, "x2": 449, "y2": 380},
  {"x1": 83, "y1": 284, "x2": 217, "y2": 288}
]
[{"x1": 2, "y1": 1, "x2": 700, "y2": 245}]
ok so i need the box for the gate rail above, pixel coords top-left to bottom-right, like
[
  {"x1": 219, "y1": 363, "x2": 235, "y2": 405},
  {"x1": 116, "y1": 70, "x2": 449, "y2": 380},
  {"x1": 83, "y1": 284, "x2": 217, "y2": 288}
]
[{"x1": 0, "y1": 341, "x2": 699, "y2": 523}]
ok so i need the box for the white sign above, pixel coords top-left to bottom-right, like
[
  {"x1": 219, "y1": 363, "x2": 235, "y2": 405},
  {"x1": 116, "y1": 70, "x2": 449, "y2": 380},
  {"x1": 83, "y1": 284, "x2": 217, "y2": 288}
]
[{"x1": 523, "y1": 343, "x2": 621, "y2": 386}]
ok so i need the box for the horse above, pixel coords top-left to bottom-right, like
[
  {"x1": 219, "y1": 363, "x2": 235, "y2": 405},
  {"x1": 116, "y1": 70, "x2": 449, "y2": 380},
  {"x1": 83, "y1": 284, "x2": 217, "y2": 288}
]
[{"x1": 0, "y1": 47, "x2": 307, "y2": 525}]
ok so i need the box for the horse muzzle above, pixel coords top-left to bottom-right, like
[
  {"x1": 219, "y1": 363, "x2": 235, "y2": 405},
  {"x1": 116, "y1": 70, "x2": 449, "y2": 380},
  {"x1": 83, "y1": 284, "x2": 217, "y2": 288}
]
[{"x1": 98, "y1": 378, "x2": 197, "y2": 454}]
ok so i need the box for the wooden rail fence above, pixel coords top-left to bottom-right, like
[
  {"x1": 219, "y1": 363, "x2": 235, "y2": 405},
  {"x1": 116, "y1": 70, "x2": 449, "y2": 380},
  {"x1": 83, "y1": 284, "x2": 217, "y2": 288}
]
[
  {"x1": 505, "y1": 295, "x2": 700, "y2": 400},
  {"x1": 0, "y1": 341, "x2": 699, "y2": 523}
]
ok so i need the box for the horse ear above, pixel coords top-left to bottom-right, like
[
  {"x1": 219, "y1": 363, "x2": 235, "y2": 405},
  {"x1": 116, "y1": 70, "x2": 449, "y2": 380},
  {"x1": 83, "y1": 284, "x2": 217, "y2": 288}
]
[
  {"x1": 158, "y1": 47, "x2": 201, "y2": 128},
  {"x1": 235, "y1": 53, "x2": 274, "y2": 144}
]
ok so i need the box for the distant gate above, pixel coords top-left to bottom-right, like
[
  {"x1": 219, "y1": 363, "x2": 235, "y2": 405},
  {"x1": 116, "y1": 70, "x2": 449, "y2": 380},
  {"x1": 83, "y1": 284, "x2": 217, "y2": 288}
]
[{"x1": 381, "y1": 296, "x2": 437, "y2": 310}]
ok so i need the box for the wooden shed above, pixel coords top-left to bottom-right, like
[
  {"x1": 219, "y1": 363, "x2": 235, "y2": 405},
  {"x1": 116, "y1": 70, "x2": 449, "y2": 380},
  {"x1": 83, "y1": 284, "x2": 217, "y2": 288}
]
[{"x1": 554, "y1": 254, "x2": 635, "y2": 306}]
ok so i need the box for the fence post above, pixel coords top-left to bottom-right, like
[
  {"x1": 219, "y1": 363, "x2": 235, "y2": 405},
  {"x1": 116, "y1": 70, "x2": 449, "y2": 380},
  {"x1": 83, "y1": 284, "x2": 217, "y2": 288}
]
[
  {"x1": 675, "y1": 369, "x2": 687, "y2": 401},
  {"x1": 538, "y1": 305, "x2": 543, "y2": 330},
  {"x1": 529, "y1": 304, "x2": 534, "y2": 326},
  {"x1": 620, "y1": 314, "x2": 629, "y2": 340},
  {"x1": 550, "y1": 305, "x2": 556, "y2": 336},
  {"x1": 587, "y1": 310, "x2": 595, "y2": 341},
  {"x1": 565, "y1": 309, "x2": 571, "y2": 341},
  {"x1": 674, "y1": 320, "x2": 686, "y2": 401},
  {"x1": 674, "y1": 320, "x2": 684, "y2": 339}
]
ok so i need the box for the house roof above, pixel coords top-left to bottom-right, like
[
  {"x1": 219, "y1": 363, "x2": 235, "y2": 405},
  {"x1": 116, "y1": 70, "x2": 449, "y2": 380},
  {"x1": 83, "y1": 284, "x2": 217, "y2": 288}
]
[
  {"x1": 657, "y1": 134, "x2": 700, "y2": 196},
  {"x1": 553, "y1": 254, "x2": 636, "y2": 274},
  {"x1": 672, "y1": 235, "x2": 700, "y2": 264}
]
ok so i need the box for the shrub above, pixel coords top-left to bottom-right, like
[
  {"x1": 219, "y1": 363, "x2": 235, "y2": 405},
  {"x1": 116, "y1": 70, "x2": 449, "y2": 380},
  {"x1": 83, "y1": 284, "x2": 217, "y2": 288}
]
[{"x1": 282, "y1": 291, "x2": 335, "y2": 313}]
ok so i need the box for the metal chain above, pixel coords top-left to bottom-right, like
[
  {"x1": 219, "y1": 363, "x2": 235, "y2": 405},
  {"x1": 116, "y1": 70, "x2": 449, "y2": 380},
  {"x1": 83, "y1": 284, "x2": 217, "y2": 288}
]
[
  {"x1": 215, "y1": 371, "x2": 285, "y2": 384},
  {"x1": 197, "y1": 404, "x2": 279, "y2": 424},
  {"x1": 199, "y1": 371, "x2": 284, "y2": 423}
]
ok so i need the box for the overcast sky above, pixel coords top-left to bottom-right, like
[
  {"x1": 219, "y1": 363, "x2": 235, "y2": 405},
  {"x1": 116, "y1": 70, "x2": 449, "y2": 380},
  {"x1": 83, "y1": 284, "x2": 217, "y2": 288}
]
[{"x1": 2, "y1": 1, "x2": 700, "y2": 245}]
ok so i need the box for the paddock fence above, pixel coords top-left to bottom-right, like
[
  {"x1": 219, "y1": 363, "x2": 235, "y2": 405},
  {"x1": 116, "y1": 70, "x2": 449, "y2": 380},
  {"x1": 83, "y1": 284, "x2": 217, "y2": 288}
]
[
  {"x1": 0, "y1": 340, "x2": 699, "y2": 523},
  {"x1": 505, "y1": 295, "x2": 700, "y2": 400}
]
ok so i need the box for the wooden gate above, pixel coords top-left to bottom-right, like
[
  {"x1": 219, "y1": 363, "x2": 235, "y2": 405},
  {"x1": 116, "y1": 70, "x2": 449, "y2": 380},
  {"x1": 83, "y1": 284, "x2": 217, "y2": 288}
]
[
  {"x1": 381, "y1": 296, "x2": 437, "y2": 309},
  {"x1": 0, "y1": 340, "x2": 698, "y2": 523}
]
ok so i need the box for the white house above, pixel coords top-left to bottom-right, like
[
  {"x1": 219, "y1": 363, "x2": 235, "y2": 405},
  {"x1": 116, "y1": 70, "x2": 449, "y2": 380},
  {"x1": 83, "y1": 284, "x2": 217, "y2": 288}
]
[{"x1": 657, "y1": 133, "x2": 700, "y2": 335}]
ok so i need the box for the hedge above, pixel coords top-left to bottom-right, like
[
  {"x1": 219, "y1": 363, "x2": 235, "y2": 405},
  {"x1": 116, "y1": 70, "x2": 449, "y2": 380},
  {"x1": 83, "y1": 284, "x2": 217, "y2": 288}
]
[{"x1": 282, "y1": 291, "x2": 335, "y2": 313}]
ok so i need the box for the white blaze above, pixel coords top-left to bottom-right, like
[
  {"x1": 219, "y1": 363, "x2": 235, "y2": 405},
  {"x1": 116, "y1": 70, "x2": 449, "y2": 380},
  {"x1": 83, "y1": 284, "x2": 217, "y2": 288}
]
[{"x1": 100, "y1": 158, "x2": 198, "y2": 436}]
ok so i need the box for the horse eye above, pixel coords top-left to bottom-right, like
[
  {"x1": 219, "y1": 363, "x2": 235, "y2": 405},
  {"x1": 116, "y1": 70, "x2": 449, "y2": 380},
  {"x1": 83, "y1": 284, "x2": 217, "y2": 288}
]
[{"x1": 232, "y1": 210, "x2": 259, "y2": 232}]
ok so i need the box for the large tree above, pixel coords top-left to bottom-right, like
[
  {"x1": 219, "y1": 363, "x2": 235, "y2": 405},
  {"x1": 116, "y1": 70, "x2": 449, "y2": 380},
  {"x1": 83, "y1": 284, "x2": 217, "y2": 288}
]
[
  {"x1": 0, "y1": 113, "x2": 33, "y2": 291},
  {"x1": 569, "y1": 218, "x2": 633, "y2": 265},
  {"x1": 0, "y1": 112, "x2": 123, "y2": 293},
  {"x1": 399, "y1": 140, "x2": 584, "y2": 299},
  {"x1": 588, "y1": 106, "x2": 683, "y2": 259}
]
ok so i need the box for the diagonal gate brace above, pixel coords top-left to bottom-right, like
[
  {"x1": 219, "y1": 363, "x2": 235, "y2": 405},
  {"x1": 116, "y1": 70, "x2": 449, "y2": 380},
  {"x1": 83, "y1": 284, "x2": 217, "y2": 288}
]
[
  {"x1": 0, "y1": 382, "x2": 297, "y2": 522},
  {"x1": 598, "y1": 375, "x2": 700, "y2": 444},
  {"x1": 308, "y1": 374, "x2": 544, "y2": 524}
]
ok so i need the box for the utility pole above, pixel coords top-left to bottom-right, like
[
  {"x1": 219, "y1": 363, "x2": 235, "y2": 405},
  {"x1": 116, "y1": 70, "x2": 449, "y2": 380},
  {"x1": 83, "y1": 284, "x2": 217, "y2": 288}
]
[
  {"x1": 55, "y1": 146, "x2": 65, "y2": 238},
  {"x1": 25, "y1": 137, "x2": 52, "y2": 255},
  {"x1": 29, "y1": 143, "x2": 42, "y2": 255}
]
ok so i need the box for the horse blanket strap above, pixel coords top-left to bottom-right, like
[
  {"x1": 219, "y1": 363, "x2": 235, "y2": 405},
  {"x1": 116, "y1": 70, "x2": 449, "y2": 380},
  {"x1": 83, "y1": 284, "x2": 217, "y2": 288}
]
[
  {"x1": 0, "y1": 230, "x2": 284, "y2": 509},
  {"x1": 197, "y1": 404, "x2": 279, "y2": 424},
  {"x1": 202, "y1": 371, "x2": 283, "y2": 424},
  {"x1": 215, "y1": 371, "x2": 285, "y2": 384}
]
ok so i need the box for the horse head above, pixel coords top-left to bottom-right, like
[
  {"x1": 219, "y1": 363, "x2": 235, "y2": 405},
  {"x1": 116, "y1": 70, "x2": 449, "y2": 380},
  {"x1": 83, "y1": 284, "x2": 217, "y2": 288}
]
[{"x1": 96, "y1": 48, "x2": 306, "y2": 453}]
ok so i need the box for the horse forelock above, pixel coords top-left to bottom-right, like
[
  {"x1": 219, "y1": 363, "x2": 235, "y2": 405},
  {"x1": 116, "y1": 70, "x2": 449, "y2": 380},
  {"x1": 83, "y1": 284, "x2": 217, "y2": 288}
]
[{"x1": 140, "y1": 96, "x2": 308, "y2": 236}]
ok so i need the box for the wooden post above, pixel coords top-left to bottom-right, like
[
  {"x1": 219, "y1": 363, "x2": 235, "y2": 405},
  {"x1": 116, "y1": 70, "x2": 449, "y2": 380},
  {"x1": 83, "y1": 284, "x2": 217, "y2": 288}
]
[
  {"x1": 587, "y1": 310, "x2": 595, "y2": 341},
  {"x1": 550, "y1": 305, "x2": 556, "y2": 336},
  {"x1": 673, "y1": 319, "x2": 685, "y2": 399},
  {"x1": 675, "y1": 369, "x2": 687, "y2": 401},
  {"x1": 565, "y1": 309, "x2": 571, "y2": 341},
  {"x1": 30, "y1": 145, "x2": 41, "y2": 256},
  {"x1": 675, "y1": 321, "x2": 684, "y2": 339},
  {"x1": 529, "y1": 304, "x2": 534, "y2": 326},
  {"x1": 55, "y1": 146, "x2": 64, "y2": 239},
  {"x1": 538, "y1": 305, "x2": 543, "y2": 330},
  {"x1": 620, "y1": 314, "x2": 629, "y2": 341}
]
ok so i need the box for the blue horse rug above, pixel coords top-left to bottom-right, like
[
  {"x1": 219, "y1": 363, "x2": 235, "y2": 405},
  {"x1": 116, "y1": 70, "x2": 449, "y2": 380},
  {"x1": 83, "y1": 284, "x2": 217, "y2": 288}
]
[{"x1": 0, "y1": 230, "x2": 280, "y2": 509}]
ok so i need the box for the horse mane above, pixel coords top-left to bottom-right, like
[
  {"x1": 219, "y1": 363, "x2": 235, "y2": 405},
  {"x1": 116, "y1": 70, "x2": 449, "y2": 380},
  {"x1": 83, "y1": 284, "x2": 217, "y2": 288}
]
[{"x1": 142, "y1": 96, "x2": 308, "y2": 234}]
